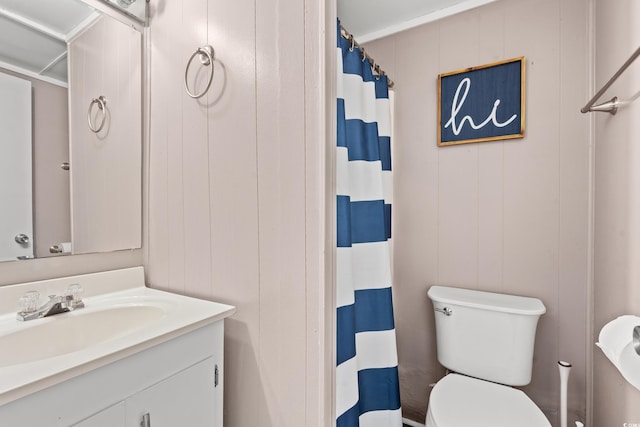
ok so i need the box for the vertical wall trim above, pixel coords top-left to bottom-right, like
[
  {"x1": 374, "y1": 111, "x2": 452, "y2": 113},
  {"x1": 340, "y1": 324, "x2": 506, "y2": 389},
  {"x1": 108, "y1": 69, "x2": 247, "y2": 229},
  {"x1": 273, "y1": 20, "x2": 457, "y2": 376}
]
[
  {"x1": 142, "y1": 25, "x2": 151, "y2": 273},
  {"x1": 585, "y1": 0, "x2": 596, "y2": 424},
  {"x1": 205, "y1": 0, "x2": 213, "y2": 300},
  {"x1": 303, "y1": 0, "x2": 333, "y2": 422},
  {"x1": 556, "y1": 0, "x2": 562, "y2": 373},
  {"x1": 252, "y1": 0, "x2": 262, "y2": 380},
  {"x1": 326, "y1": 0, "x2": 337, "y2": 424}
]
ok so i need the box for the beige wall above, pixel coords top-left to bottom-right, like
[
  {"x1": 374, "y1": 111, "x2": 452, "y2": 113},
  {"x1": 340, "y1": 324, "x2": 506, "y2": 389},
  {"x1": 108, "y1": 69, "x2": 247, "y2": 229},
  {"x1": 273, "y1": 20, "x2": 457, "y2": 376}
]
[
  {"x1": 364, "y1": 0, "x2": 590, "y2": 423},
  {"x1": 144, "y1": 0, "x2": 328, "y2": 426},
  {"x1": 593, "y1": 0, "x2": 640, "y2": 425}
]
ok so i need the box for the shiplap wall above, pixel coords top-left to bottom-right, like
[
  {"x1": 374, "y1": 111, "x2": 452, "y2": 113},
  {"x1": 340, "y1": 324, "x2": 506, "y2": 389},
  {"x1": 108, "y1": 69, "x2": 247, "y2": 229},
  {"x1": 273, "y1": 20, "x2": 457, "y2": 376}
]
[
  {"x1": 593, "y1": 0, "x2": 640, "y2": 425},
  {"x1": 68, "y1": 16, "x2": 142, "y2": 254},
  {"x1": 364, "y1": 0, "x2": 590, "y2": 423},
  {"x1": 145, "y1": 0, "x2": 328, "y2": 426}
]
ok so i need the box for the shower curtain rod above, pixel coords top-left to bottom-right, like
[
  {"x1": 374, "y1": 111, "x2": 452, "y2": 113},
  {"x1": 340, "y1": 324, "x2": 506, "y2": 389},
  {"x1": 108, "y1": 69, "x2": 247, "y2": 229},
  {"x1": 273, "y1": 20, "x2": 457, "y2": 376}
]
[{"x1": 340, "y1": 24, "x2": 395, "y2": 88}]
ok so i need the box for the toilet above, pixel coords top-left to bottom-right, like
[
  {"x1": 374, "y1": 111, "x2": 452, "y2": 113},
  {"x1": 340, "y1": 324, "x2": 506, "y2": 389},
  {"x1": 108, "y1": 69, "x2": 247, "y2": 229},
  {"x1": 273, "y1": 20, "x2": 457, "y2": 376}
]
[{"x1": 426, "y1": 286, "x2": 551, "y2": 427}]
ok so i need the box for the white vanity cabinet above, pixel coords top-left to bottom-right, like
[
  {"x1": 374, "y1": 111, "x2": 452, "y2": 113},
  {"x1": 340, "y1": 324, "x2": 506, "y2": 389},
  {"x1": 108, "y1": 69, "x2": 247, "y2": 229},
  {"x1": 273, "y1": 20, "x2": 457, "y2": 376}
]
[
  {"x1": 124, "y1": 357, "x2": 216, "y2": 427},
  {"x1": 74, "y1": 402, "x2": 126, "y2": 427},
  {"x1": 75, "y1": 357, "x2": 216, "y2": 427},
  {"x1": 0, "y1": 321, "x2": 225, "y2": 427}
]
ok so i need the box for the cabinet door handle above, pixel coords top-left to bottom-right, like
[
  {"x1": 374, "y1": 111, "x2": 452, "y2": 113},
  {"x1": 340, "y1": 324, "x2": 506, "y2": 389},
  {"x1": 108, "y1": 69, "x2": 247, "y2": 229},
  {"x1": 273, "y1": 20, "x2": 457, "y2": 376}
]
[{"x1": 141, "y1": 413, "x2": 151, "y2": 427}]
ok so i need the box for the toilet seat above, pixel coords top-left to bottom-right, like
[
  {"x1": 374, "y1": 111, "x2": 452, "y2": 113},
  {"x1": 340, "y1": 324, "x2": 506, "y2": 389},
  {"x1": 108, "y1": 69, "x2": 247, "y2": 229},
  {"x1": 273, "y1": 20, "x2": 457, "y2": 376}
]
[{"x1": 426, "y1": 374, "x2": 551, "y2": 427}]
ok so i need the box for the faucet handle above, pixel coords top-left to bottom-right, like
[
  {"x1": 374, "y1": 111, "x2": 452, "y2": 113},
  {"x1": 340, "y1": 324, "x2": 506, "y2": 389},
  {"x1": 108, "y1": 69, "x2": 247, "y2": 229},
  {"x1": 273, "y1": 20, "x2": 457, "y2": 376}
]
[
  {"x1": 65, "y1": 284, "x2": 84, "y2": 309},
  {"x1": 19, "y1": 291, "x2": 40, "y2": 314}
]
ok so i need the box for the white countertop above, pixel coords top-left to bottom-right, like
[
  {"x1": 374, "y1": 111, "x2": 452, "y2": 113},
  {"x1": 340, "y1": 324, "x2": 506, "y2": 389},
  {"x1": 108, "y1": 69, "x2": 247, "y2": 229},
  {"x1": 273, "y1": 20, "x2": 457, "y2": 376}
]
[{"x1": 0, "y1": 267, "x2": 235, "y2": 406}]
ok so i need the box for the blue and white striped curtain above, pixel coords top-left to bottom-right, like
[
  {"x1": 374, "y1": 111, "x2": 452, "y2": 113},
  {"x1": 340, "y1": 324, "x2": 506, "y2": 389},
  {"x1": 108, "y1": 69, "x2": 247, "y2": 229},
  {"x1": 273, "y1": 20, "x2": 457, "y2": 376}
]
[{"x1": 335, "y1": 22, "x2": 402, "y2": 427}]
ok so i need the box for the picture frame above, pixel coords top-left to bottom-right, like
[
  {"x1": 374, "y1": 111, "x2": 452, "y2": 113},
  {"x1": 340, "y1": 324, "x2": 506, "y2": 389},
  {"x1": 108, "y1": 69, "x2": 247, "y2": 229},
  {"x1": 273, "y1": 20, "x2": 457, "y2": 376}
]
[{"x1": 438, "y1": 57, "x2": 526, "y2": 147}]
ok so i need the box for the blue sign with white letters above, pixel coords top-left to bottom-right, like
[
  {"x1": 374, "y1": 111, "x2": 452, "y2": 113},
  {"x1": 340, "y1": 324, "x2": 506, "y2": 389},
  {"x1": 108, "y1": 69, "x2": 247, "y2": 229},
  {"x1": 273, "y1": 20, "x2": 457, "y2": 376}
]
[{"x1": 438, "y1": 57, "x2": 525, "y2": 146}]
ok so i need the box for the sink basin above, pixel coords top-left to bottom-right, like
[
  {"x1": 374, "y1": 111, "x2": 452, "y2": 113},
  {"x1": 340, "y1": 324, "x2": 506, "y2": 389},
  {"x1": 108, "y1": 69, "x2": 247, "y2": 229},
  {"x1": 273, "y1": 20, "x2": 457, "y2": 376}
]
[
  {"x1": 0, "y1": 305, "x2": 166, "y2": 367},
  {"x1": 0, "y1": 267, "x2": 236, "y2": 407}
]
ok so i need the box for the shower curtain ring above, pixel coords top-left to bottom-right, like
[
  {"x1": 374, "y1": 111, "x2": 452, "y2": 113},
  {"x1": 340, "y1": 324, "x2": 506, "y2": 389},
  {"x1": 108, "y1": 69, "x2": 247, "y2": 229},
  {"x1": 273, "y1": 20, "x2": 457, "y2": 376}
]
[{"x1": 349, "y1": 35, "x2": 355, "y2": 52}]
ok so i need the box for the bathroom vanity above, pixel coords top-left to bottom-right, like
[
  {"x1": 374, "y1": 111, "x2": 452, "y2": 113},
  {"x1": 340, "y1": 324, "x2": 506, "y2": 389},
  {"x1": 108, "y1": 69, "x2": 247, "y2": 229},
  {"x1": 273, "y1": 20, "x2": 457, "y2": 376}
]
[{"x1": 0, "y1": 267, "x2": 235, "y2": 426}]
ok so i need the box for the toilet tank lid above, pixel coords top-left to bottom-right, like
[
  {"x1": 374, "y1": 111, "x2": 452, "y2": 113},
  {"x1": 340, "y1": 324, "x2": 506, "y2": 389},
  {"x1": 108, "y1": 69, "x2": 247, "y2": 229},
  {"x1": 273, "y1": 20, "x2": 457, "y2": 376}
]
[{"x1": 428, "y1": 286, "x2": 546, "y2": 315}]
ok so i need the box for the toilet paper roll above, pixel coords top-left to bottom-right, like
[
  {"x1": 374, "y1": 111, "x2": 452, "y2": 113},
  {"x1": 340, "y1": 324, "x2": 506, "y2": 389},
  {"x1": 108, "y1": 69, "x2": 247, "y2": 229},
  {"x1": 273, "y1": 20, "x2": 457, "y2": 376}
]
[
  {"x1": 597, "y1": 315, "x2": 640, "y2": 391},
  {"x1": 597, "y1": 315, "x2": 640, "y2": 360}
]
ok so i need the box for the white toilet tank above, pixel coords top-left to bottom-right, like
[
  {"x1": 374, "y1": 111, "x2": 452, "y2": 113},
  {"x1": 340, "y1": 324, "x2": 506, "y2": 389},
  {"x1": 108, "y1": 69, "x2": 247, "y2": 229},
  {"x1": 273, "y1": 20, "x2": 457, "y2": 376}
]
[{"x1": 427, "y1": 286, "x2": 546, "y2": 386}]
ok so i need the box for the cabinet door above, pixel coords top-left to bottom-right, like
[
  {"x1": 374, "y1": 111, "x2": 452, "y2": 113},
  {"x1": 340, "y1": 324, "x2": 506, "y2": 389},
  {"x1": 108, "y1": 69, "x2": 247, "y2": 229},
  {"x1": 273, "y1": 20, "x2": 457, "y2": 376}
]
[
  {"x1": 73, "y1": 402, "x2": 126, "y2": 427},
  {"x1": 126, "y1": 357, "x2": 217, "y2": 427}
]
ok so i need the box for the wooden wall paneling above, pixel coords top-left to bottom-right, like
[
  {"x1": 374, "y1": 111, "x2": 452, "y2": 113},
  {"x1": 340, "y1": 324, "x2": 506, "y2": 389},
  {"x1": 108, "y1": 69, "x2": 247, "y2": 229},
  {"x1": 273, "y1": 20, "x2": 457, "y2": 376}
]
[
  {"x1": 364, "y1": 0, "x2": 590, "y2": 422},
  {"x1": 161, "y1": 0, "x2": 187, "y2": 296},
  {"x1": 436, "y1": 12, "x2": 480, "y2": 287},
  {"x1": 256, "y1": 0, "x2": 307, "y2": 425},
  {"x1": 146, "y1": 0, "x2": 172, "y2": 291},
  {"x1": 67, "y1": 30, "x2": 84, "y2": 258},
  {"x1": 70, "y1": 18, "x2": 141, "y2": 254},
  {"x1": 110, "y1": 20, "x2": 142, "y2": 252},
  {"x1": 502, "y1": 0, "x2": 560, "y2": 415},
  {"x1": 69, "y1": 19, "x2": 97, "y2": 252},
  {"x1": 180, "y1": 0, "x2": 211, "y2": 299},
  {"x1": 476, "y1": 4, "x2": 505, "y2": 293},
  {"x1": 304, "y1": 0, "x2": 332, "y2": 423},
  {"x1": 384, "y1": 23, "x2": 442, "y2": 422},
  {"x1": 593, "y1": 0, "x2": 640, "y2": 425},
  {"x1": 206, "y1": 0, "x2": 261, "y2": 426},
  {"x1": 558, "y1": 0, "x2": 589, "y2": 422}
]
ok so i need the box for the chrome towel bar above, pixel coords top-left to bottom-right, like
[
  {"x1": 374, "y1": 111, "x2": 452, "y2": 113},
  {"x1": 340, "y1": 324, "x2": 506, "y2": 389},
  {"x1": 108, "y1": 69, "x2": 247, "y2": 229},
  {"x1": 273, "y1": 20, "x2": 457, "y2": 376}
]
[{"x1": 581, "y1": 45, "x2": 640, "y2": 115}]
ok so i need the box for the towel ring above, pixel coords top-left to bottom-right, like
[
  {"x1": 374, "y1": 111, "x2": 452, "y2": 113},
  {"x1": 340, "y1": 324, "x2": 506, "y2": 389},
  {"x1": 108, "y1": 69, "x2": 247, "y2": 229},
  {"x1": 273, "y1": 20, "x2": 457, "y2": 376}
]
[
  {"x1": 87, "y1": 96, "x2": 107, "y2": 133},
  {"x1": 184, "y1": 45, "x2": 215, "y2": 99}
]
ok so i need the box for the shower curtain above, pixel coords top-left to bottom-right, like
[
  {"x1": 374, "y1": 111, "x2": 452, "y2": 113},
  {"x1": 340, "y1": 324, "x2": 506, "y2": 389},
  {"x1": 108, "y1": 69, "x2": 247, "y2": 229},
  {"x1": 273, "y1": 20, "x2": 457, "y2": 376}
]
[{"x1": 335, "y1": 22, "x2": 402, "y2": 427}]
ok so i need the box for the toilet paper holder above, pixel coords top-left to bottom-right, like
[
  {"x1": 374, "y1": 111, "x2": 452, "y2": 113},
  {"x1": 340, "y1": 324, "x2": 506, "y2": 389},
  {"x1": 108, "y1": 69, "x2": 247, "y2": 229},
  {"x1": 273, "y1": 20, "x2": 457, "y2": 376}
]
[
  {"x1": 49, "y1": 242, "x2": 72, "y2": 254},
  {"x1": 634, "y1": 326, "x2": 640, "y2": 356}
]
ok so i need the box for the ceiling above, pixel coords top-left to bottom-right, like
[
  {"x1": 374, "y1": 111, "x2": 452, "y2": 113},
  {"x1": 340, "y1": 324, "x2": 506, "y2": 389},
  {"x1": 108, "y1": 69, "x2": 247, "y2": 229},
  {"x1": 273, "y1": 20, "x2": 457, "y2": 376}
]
[
  {"x1": 0, "y1": 0, "x2": 98, "y2": 86},
  {"x1": 338, "y1": 0, "x2": 498, "y2": 43}
]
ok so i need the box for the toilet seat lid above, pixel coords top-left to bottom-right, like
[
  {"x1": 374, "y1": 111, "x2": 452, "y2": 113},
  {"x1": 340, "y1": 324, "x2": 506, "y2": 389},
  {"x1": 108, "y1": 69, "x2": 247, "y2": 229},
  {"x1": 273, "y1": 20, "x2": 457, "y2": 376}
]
[{"x1": 429, "y1": 374, "x2": 551, "y2": 427}]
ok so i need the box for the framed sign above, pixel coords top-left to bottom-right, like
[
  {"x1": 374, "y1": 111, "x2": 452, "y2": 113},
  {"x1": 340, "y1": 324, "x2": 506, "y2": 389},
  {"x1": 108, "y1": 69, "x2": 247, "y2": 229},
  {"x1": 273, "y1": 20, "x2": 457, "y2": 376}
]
[{"x1": 438, "y1": 57, "x2": 525, "y2": 147}]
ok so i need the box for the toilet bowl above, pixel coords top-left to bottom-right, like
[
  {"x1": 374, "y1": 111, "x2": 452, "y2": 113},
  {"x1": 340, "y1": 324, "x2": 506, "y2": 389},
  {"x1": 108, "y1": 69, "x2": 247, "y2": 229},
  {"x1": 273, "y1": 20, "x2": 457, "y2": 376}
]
[
  {"x1": 426, "y1": 373, "x2": 551, "y2": 427},
  {"x1": 426, "y1": 286, "x2": 549, "y2": 427}
]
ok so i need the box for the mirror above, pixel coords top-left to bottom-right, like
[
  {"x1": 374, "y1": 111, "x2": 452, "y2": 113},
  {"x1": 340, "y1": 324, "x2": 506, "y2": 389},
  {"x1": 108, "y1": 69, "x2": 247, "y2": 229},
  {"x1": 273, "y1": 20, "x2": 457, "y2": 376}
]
[
  {"x1": 101, "y1": 0, "x2": 147, "y2": 23},
  {"x1": 0, "y1": 0, "x2": 142, "y2": 262}
]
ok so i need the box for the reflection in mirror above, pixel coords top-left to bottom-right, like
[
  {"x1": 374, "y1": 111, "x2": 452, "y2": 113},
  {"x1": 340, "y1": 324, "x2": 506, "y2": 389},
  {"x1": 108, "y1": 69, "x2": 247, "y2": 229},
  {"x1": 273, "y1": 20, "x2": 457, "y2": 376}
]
[
  {"x1": 0, "y1": 0, "x2": 142, "y2": 263},
  {"x1": 102, "y1": 0, "x2": 147, "y2": 23}
]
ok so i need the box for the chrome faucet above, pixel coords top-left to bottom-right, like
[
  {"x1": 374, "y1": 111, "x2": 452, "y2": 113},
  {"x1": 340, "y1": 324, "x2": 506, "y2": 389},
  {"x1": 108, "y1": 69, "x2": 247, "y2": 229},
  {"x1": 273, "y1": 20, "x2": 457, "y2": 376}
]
[{"x1": 17, "y1": 284, "x2": 85, "y2": 321}]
